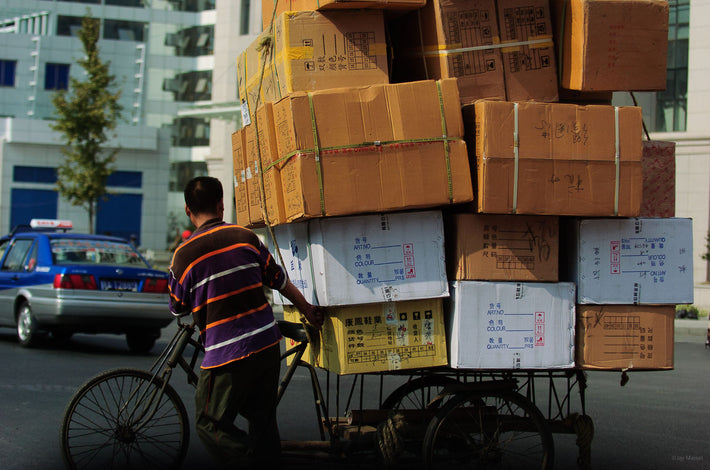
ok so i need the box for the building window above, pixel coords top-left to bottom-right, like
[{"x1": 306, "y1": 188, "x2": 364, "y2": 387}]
[
  {"x1": 107, "y1": 171, "x2": 142, "y2": 188},
  {"x1": 45, "y1": 63, "x2": 70, "y2": 90},
  {"x1": 0, "y1": 60, "x2": 16, "y2": 87},
  {"x1": 169, "y1": 161, "x2": 208, "y2": 191},
  {"x1": 56, "y1": 16, "x2": 85, "y2": 37},
  {"x1": 240, "y1": 0, "x2": 251, "y2": 35},
  {"x1": 171, "y1": 117, "x2": 211, "y2": 147},
  {"x1": 13, "y1": 166, "x2": 57, "y2": 184},
  {"x1": 166, "y1": 70, "x2": 212, "y2": 102},
  {"x1": 656, "y1": 0, "x2": 689, "y2": 132},
  {"x1": 104, "y1": 20, "x2": 146, "y2": 42}
]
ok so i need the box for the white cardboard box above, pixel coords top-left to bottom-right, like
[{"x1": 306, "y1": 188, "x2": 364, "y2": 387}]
[
  {"x1": 447, "y1": 281, "x2": 576, "y2": 369},
  {"x1": 563, "y1": 217, "x2": 694, "y2": 304},
  {"x1": 274, "y1": 210, "x2": 449, "y2": 306}
]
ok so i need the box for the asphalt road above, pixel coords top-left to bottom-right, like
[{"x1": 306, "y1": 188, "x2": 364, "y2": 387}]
[{"x1": 0, "y1": 319, "x2": 707, "y2": 470}]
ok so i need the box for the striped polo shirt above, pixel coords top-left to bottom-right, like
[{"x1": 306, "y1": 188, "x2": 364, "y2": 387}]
[{"x1": 168, "y1": 219, "x2": 285, "y2": 369}]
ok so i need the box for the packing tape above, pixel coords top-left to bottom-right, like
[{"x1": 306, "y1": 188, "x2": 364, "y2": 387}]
[{"x1": 614, "y1": 106, "x2": 620, "y2": 216}]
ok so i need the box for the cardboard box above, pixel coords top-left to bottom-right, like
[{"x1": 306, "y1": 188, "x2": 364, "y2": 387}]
[
  {"x1": 575, "y1": 305, "x2": 674, "y2": 370},
  {"x1": 238, "y1": 11, "x2": 389, "y2": 122},
  {"x1": 273, "y1": 210, "x2": 449, "y2": 306},
  {"x1": 472, "y1": 100, "x2": 643, "y2": 216},
  {"x1": 273, "y1": 79, "x2": 474, "y2": 222},
  {"x1": 446, "y1": 213, "x2": 559, "y2": 281},
  {"x1": 261, "y1": 0, "x2": 425, "y2": 31},
  {"x1": 285, "y1": 298, "x2": 449, "y2": 375},
  {"x1": 498, "y1": 0, "x2": 558, "y2": 102},
  {"x1": 231, "y1": 129, "x2": 250, "y2": 226},
  {"x1": 256, "y1": 102, "x2": 288, "y2": 226},
  {"x1": 550, "y1": 0, "x2": 669, "y2": 91},
  {"x1": 447, "y1": 281, "x2": 576, "y2": 369},
  {"x1": 389, "y1": 0, "x2": 557, "y2": 104},
  {"x1": 562, "y1": 217, "x2": 694, "y2": 304},
  {"x1": 641, "y1": 140, "x2": 675, "y2": 218},
  {"x1": 243, "y1": 123, "x2": 266, "y2": 228}
]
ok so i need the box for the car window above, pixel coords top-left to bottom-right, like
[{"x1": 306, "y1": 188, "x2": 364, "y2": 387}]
[
  {"x1": 1, "y1": 239, "x2": 34, "y2": 272},
  {"x1": 0, "y1": 239, "x2": 10, "y2": 264},
  {"x1": 51, "y1": 238, "x2": 149, "y2": 267},
  {"x1": 25, "y1": 244, "x2": 38, "y2": 271}
]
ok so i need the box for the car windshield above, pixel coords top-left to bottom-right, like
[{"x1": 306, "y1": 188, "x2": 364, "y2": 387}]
[{"x1": 51, "y1": 238, "x2": 149, "y2": 267}]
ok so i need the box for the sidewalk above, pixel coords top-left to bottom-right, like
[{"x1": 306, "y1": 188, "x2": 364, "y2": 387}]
[{"x1": 674, "y1": 318, "x2": 709, "y2": 343}]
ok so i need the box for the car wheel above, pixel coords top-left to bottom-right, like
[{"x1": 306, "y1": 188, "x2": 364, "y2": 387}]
[
  {"x1": 126, "y1": 331, "x2": 158, "y2": 354},
  {"x1": 17, "y1": 302, "x2": 38, "y2": 347}
]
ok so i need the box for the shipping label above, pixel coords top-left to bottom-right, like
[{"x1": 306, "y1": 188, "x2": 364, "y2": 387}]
[{"x1": 344, "y1": 309, "x2": 437, "y2": 367}]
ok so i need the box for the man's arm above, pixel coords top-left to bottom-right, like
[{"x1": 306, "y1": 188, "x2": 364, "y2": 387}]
[{"x1": 278, "y1": 280, "x2": 324, "y2": 328}]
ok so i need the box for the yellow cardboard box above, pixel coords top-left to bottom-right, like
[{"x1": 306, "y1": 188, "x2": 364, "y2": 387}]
[
  {"x1": 284, "y1": 298, "x2": 449, "y2": 375},
  {"x1": 238, "y1": 10, "x2": 389, "y2": 122},
  {"x1": 576, "y1": 305, "x2": 674, "y2": 370}
]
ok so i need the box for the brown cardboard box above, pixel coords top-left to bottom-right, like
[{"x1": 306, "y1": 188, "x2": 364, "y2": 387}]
[
  {"x1": 446, "y1": 213, "x2": 559, "y2": 281},
  {"x1": 231, "y1": 129, "x2": 250, "y2": 226},
  {"x1": 550, "y1": 0, "x2": 669, "y2": 91},
  {"x1": 576, "y1": 305, "x2": 674, "y2": 370},
  {"x1": 471, "y1": 100, "x2": 643, "y2": 216},
  {"x1": 261, "y1": 0, "x2": 424, "y2": 31},
  {"x1": 285, "y1": 298, "x2": 449, "y2": 375},
  {"x1": 497, "y1": 0, "x2": 558, "y2": 102},
  {"x1": 256, "y1": 102, "x2": 288, "y2": 226},
  {"x1": 640, "y1": 140, "x2": 676, "y2": 218},
  {"x1": 389, "y1": 0, "x2": 506, "y2": 104},
  {"x1": 238, "y1": 11, "x2": 389, "y2": 123},
  {"x1": 243, "y1": 123, "x2": 266, "y2": 228},
  {"x1": 389, "y1": 0, "x2": 557, "y2": 105},
  {"x1": 273, "y1": 79, "x2": 474, "y2": 222}
]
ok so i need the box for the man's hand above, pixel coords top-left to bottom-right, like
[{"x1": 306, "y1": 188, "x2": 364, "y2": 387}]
[
  {"x1": 300, "y1": 304, "x2": 324, "y2": 329},
  {"x1": 279, "y1": 280, "x2": 325, "y2": 329}
]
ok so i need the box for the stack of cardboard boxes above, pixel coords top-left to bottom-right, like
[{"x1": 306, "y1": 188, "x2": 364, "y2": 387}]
[{"x1": 231, "y1": 0, "x2": 687, "y2": 375}]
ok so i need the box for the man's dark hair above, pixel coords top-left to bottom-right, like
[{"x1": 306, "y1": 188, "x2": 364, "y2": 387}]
[{"x1": 184, "y1": 176, "x2": 223, "y2": 215}]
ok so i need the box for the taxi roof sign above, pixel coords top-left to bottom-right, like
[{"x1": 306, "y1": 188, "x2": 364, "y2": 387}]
[{"x1": 30, "y1": 219, "x2": 73, "y2": 229}]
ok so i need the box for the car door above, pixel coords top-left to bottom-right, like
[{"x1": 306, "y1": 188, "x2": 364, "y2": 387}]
[{"x1": 0, "y1": 238, "x2": 35, "y2": 325}]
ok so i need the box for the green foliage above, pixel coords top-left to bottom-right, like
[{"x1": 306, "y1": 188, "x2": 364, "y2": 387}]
[
  {"x1": 704, "y1": 232, "x2": 710, "y2": 261},
  {"x1": 51, "y1": 12, "x2": 123, "y2": 233}
]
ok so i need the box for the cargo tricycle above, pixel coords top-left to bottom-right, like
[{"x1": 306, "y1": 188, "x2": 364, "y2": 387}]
[{"x1": 59, "y1": 317, "x2": 593, "y2": 470}]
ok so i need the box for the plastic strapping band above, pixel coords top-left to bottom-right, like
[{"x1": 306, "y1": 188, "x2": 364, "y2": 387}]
[
  {"x1": 614, "y1": 106, "x2": 620, "y2": 216},
  {"x1": 436, "y1": 81, "x2": 454, "y2": 203},
  {"x1": 308, "y1": 92, "x2": 326, "y2": 216},
  {"x1": 513, "y1": 102, "x2": 520, "y2": 214},
  {"x1": 423, "y1": 37, "x2": 552, "y2": 56}
]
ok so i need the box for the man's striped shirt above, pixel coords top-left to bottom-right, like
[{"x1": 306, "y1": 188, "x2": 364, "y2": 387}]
[{"x1": 168, "y1": 219, "x2": 285, "y2": 369}]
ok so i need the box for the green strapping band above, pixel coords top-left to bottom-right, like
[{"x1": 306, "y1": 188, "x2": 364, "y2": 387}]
[
  {"x1": 614, "y1": 106, "x2": 620, "y2": 216},
  {"x1": 308, "y1": 92, "x2": 326, "y2": 216},
  {"x1": 436, "y1": 81, "x2": 454, "y2": 203},
  {"x1": 513, "y1": 102, "x2": 520, "y2": 213}
]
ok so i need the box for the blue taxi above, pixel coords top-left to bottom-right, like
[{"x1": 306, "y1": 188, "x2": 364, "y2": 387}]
[{"x1": 0, "y1": 220, "x2": 172, "y2": 353}]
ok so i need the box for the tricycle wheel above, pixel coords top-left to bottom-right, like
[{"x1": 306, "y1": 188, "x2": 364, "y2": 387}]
[{"x1": 422, "y1": 389, "x2": 554, "y2": 469}]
